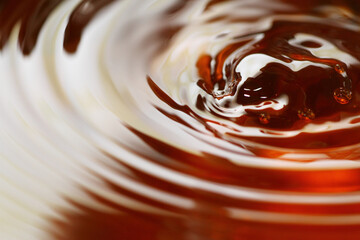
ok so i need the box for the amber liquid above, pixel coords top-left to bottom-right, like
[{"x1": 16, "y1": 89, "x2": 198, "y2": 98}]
[
  {"x1": 196, "y1": 17, "x2": 360, "y2": 152},
  {"x1": 2, "y1": 0, "x2": 360, "y2": 240}
]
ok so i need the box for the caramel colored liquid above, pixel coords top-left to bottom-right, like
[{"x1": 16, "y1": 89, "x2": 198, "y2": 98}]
[
  {"x1": 2, "y1": 1, "x2": 360, "y2": 240},
  {"x1": 195, "y1": 12, "x2": 360, "y2": 150}
]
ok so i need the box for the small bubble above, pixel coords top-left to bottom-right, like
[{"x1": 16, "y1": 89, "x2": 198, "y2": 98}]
[
  {"x1": 333, "y1": 87, "x2": 352, "y2": 104},
  {"x1": 334, "y1": 64, "x2": 345, "y2": 74},
  {"x1": 298, "y1": 108, "x2": 315, "y2": 121},
  {"x1": 259, "y1": 113, "x2": 270, "y2": 124}
]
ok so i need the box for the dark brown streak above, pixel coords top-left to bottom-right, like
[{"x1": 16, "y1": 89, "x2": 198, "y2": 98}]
[
  {"x1": 63, "y1": 0, "x2": 116, "y2": 53},
  {"x1": 0, "y1": 0, "x2": 41, "y2": 52},
  {"x1": 19, "y1": 0, "x2": 63, "y2": 55}
]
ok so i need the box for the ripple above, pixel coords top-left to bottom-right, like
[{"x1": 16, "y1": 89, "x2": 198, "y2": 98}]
[{"x1": 2, "y1": 0, "x2": 360, "y2": 240}]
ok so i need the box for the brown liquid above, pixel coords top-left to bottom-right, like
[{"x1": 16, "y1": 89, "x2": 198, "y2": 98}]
[
  {"x1": 64, "y1": 0, "x2": 115, "y2": 53},
  {"x1": 3, "y1": 0, "x2": 360, "y2": 240},
  {"x1": 194, "y1": 13, "x2": 360, "y2": 150}
]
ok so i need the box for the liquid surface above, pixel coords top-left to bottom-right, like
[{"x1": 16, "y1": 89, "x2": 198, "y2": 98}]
[
  {"x1": 2, "y1": 0, "x2": 360, "y2": 240},
  {"x1": 195, "y1": 21, "x2": 360, "y2": 149}
]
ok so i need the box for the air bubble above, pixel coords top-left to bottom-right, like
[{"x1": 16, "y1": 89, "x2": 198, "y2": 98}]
[
  {"x1": 298, "y1": 108, "x2": 315, "y2": 121},
  {"x1": 334, "y1": 64, "x2": 345, "y2": 74},
  {"x1": 334, "y1": 87, "x2": 352, "y2": 104},
  {"x1": 259, "y1": 113, "x2": 270, "y2": 124}
]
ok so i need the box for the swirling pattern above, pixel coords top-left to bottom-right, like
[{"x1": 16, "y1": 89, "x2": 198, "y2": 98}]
[{"x1": 2, "y1": 0, "x2": 360, "y2": 239}]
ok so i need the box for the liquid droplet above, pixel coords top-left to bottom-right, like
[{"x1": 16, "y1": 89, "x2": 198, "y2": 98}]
[
  {"x1": 298, "y1": 108, "x2": 315, "y2": 121},
  {"x1": 259, "y1": 113, "x2": 270, "y2": 124},
  {"x1": 334, "y1": 87, "x2": 352, "y2": 104},
  {"x1": 334, "y1": 64, "x2": 345, "y2": 74}
]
